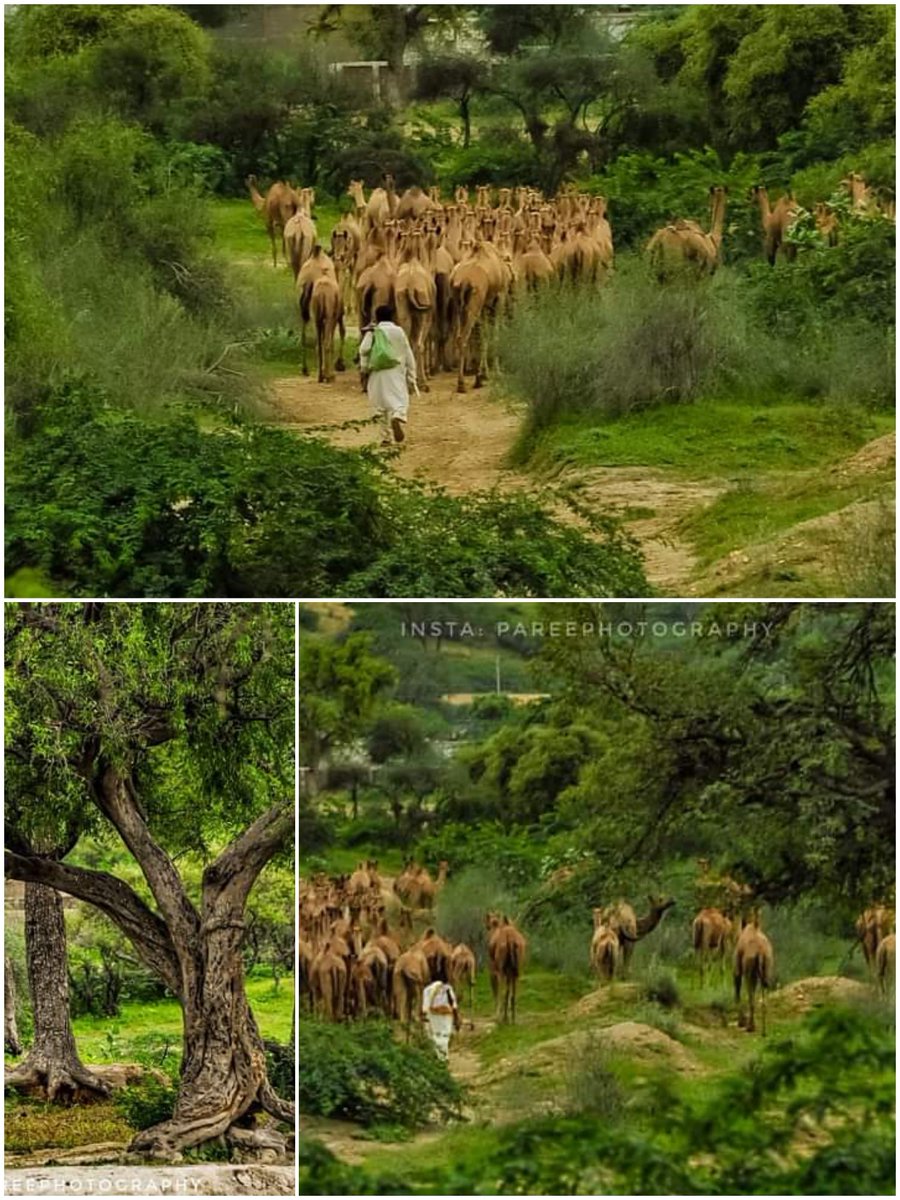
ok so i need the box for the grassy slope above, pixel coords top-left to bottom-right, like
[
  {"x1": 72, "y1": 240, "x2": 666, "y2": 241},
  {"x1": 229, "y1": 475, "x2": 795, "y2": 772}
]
[
  {"x1": 530, "y1": 398, "x2": 894, "y2": 593},
  {"x1": 309, "y1": 960, "x2": 893, "y2": 1186}
]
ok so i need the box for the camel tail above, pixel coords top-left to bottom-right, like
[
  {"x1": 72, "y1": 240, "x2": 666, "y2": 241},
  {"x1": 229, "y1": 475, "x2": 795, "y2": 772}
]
[{"x1": 506, "y1": 942, "x2": 520, "y2": 979}]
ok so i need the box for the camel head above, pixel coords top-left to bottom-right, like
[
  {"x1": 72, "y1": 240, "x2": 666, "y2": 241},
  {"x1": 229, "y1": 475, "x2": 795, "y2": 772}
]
[{"x1": 648, "y1": 894, "x2": 675, "y2": 914}]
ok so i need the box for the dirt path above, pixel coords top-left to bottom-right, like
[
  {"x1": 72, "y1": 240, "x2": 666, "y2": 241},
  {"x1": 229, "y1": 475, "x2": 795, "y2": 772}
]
[
  {"x1": 265, "y1": 370, "x2": 720, "y2": 591},
  {"x1": 266, "y1": 370, "x2": 529, "y2": 497}
]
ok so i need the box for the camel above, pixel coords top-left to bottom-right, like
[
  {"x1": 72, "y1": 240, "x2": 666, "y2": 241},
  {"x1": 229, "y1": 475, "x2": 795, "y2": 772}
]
[
  {"x1": 647, "y1": 186, "x2": 727, "y2": 278},
  {"x1": 449, "y1": 943, "x2": 476, "y2": 1023},
  {"x1": 601, "y1": 895, "x2": 675, "y2": 977},
  {"x1": 356, "y1": 242, "x2": 397, "y2": 330},
  {"x1": 751, "y1": 184, "x2": 799, "y2": 265},
  {"x1": 396, "y1": 185, "x2": 433, "y2": 222},
  {"x1": 284, "y1": 209, "x2": 317, "y2": 280},
  {"x1": 392, "y1": 947, "x2": 429, "y2": 1036},
  {"x1": 352, "y1": 943, "x2": 390, "y2": 1018},
  {"x1": 876, "y1": 932, "x2": 895, "y2": 996},
  {"x1": 486, "y1": 913, "x2": 526, "y2": 1023},
  {"x1": 298, "y1": 938, "x2": 314, "y2": 1010},
  {"x1": 814, "y1": 202, "x2": 839, "y2": 246},
  {"x1": 310, "y1": 941, "x2": 347, "y2": 1022},
  {"x1": 553, "y1": 220, "x2": 612, "y2": 285},
  {"x1": 416, "y1": 927, "x2": 452, "y2": 983},
  {"x1": 395, "y1": 231, "x2": 437, "y2": 391},
  {"x1": 841, "y1": 172, "x2": 877, "y2": 215},
  {"x1": 365, "y1": 173, "x2": 397, "y2": 231},
  {"x1": 856, "y1": 905, "x2": 893, "y2": 972},
  {"x1": 733, "y1": 912, "x2": 773, "y2": 1034},
  {"x1": 692, "y1": 907, "x2": 734, "y2": 986},
  {"x1": 297, "y1": 247, "x2": 346, "y2": 383},
  {"x1": 450, "y1": 241, "x2": 506, "y2": 393},
  {"x1": 415, "y1": 860, "x2": 449, "y2": 910},
  {"x1": 246, "y1": 175, "x2": 298, "y2": 268},
  {"x1": 590, "y1": 912, "x2": 620, "y2": 983}
]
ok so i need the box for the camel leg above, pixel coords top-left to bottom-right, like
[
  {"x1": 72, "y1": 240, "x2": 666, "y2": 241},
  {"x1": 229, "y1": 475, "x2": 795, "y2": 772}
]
[
  {"x1": 336, "y1": 312, "x2": 346, "y2": 372},
  {"x1": 734, "y1": 955, "x2": 745, "y2": 1028},
  {"x1": 510, "y1": 975, "x2": 517, "y2": 1025},
  {"x1": 489, "y1": 966, "x2": 499, "y2": 1016},
  {"x1": 746, "y1": 977, "x2": 756, "y2": 1033}
]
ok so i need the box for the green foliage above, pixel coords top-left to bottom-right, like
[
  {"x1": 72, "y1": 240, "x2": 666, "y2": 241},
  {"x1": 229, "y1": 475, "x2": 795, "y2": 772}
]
[
  {"x1": 313, "y1": 1006, "x2": 895, "y2": 1195},
  {"x1": 114, "y1": 1074, "x2": 178, "y2": 1131},
  {"x1": 501, "y1": 256, "x2": 894, "y2": 458},
  {"x1": 298, "y1": 1020, "x2": 465, "y2": 1129}
]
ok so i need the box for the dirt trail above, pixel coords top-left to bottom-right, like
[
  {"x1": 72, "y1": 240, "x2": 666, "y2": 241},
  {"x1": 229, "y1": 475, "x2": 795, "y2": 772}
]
[{"x1": 266, "y1": 370, "x2": 719, "y2": 591}]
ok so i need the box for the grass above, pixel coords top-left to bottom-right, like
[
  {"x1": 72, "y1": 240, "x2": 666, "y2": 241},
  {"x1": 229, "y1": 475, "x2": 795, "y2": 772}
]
[
  {"x1": 69, "y1": 973, "x2": 294, "y2": 1062},
  {"x1": 5, "y1": 1096, "x2": 135, "y2": 1154},
  {"x1": 530, "y1": 396, "x2": 895, "y2": 478}
]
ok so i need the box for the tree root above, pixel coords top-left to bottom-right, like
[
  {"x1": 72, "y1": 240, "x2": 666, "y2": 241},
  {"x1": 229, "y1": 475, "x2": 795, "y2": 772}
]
[{"x1": 5, "y1": 1054, "x2": 111, "y2": 1104}]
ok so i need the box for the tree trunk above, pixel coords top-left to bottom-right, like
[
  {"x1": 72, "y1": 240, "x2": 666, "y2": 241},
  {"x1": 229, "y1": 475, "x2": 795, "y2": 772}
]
[
  {"x1": 461, "y1": 96, "x2": 472, "y2": 149},
  {"x1": 130, "y1": 902, "x2": 291, "y2": 1158},
  {"x1": 5, "y1": 955, "x2": 22, "y2": 1056},
  {"x1": 5, "y1": 884, "x2": 109, "y2": 1102}
]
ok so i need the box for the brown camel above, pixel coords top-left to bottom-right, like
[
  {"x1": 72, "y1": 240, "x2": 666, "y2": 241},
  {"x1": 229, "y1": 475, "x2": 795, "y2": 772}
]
[
  {"x1": 647, "y1": 186, "x2": 727, "y2": 278},
  {"x1": 396, "y1": 185, "x2": 433, "y2": 222},
  {"x1": 734, "y1": 913, "x2": 773, "y2": 1034},
  {"x1": 284, "y1": 209, "x2": 317, "y2": 280},
  {"x1": 590, "y1": 912, "x2": 620, "y2": 983},
  {"x1": 416, "y1": 928, "x2": 452, "y2": 983},
  {"x1": 856, "y1": 905, "x2": 893, "y2": 972},
  {"x1": 365, "y1": 173, "x2": 397, "y2": 231},
  {"x1": 876, "y1": 932, "x2": 895, "y2": 996},
  {"x1": 392, "y1": 947, "x2": 429, "y2": 1037},
  {"x1": 297, "y1": 248, "x2": 345, "y2": 383},
  {"x1": 449, "y1": 942, "x2": 477, "y2": 1023},
  {"x1": 298, "y1": 938, "x2": 314, "y2": 1011},
  {"x1": 814, "y1": 202, "x2": 839, "y2": 246},
  {"x1": 692, "y1": 907, "x2": 733, "y2": 986},
  {"x1": 751, "y1": 184, "x2": 799, "y2": 265},
  {"x1": 395, "y1": 231, "x2": 436, "y2": 391},
  {"x1": 486, "y1": 913, "x2": 526, "y2": 1023},
  {"x1": 246, "y1": 175, "x2": 298, "y2": 268},
  {"x1": 450, "y1": 242, "x2": 505, "y2": 394},
  {"x1": 310, "y1": 941, "x2": 347, "y2": 1022},
  {"x1": 603, "y1": 895, "x2": 675, "y2": 976},
  {"x1": 416, "y1": 860, "x2": 449, "y2": 910}
]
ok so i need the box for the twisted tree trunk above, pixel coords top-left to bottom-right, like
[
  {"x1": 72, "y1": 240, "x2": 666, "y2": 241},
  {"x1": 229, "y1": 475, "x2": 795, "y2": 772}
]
[
  {"x1": 5, "y1": 884, "x2": 109, "y2": 1102},
  {"x1": 5, "y1": 955, "x2": 22, "y2": 1056},
  {"x1": 5, "y1": 778, "x2": 295, "y2": 1159}
]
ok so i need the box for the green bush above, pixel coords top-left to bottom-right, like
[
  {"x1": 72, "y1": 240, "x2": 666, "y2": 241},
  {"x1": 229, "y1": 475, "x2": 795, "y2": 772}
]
[
  {"x1": 6, "y1": 381, "x2": 647, "y2": 598},
  {"x1": 298, "y1": 1020, "x2": 464, "y2": 1128},
  {"x1": 564, "y1": 1034, "x2": 625, "y2": 1117},
  {"x1": 318, "y1": 1006, "x2": 894, "y2": 1195},
  {"x1": 114, "y1": 1074, "x2": 178, "y2": 1131}
]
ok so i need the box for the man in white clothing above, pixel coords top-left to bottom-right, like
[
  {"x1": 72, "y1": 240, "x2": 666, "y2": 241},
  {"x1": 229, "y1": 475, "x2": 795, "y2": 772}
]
[
  {"x1": 359, "y1": 304, "x2": 417, "y2": 445},
  {"x1": 421, "y1": 973, "x2": 460, "y2": 1061}
]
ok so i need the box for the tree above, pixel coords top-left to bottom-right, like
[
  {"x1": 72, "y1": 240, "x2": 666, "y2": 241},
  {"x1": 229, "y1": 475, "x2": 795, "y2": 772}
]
[
  {"x1": 312, "y1": 5, "x2": 462, "y2": 105},
  {"x1": 539, "y1": 603, "x2": 895, "y2": 907},
  {"x1": 5, "y1": 603, "x2": 295, "y2": 1158},
  {"x1": 298, "y1": 633, "x2": 397, "y2": 770},
  {"x1": 414, "y1": 54, "x2": 487, "y2": 147}
]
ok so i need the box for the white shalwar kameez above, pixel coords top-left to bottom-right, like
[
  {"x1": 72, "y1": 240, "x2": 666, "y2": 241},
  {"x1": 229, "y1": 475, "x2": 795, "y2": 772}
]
[
  {"x1": 421, "y1": 980, "x2": 457, "y2": 1060},
  {"x1": 359, "y1": 321, "x2": 417, "y2": 441}
]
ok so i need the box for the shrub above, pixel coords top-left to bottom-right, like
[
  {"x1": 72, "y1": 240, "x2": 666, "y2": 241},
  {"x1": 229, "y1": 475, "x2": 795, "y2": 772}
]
[
  {"x1": 642, "y1": 969, "x2": 681, "y2": 1010},
  {"x1": 297, "y1": 1020, "x2": 464, "y2": 1128},
  {"x1": 6, "y1": 381, "x2": 647, "y2": 599},
  {"x1": 564, "y1": 1034, "x2": 624, "y2": 1117},
  {"x1": 114, "y1": 1074, "x2": 178, "y2": 1130}
]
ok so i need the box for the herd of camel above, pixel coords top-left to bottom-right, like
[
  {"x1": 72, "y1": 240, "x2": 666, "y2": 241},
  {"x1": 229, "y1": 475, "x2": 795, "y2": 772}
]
[
  {"x1": 298, "y1": 858, "x2": 896, "y2": 1042},
  {"x1": 245, "y1": 169, "x2": 892, "y2": 392}
]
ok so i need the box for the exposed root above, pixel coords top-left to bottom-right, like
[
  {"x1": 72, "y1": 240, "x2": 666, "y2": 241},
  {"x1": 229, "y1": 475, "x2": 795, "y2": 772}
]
[{"x1": 5, "y1": 1054, "x2": 112, "y2": 1104}]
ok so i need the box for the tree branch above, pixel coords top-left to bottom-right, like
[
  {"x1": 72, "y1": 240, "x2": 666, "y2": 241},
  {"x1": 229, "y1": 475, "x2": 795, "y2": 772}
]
[
  {"x1": 4, "y1": 852, "x2": 181, "y2": 995},
  {"x1": 94, "y1": 766, "x2": 201, "y2": 949},
  {"x1": 202, "y1": 801, "x2": 293, "y2": 914}
]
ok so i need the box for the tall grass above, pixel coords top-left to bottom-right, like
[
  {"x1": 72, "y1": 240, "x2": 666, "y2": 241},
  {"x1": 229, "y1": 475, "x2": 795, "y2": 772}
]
[{"x1": 499, "y1": 256, "x2": 895, "y2": 461}]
